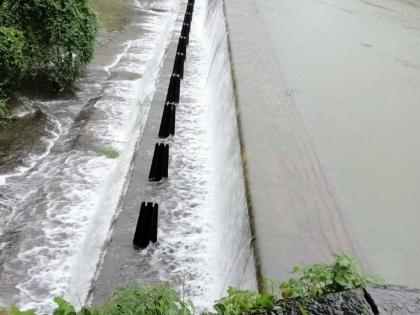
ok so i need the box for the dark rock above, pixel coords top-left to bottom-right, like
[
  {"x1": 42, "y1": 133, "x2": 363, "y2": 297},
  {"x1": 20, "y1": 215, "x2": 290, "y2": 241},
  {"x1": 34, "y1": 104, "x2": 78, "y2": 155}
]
[
  {"x1": 270, "y1": 289, "x2": 374, "y2": 315},
  {"x1": 256, "y1": 285, "x2": 420, "y2": 314},
  {"x1": 365, "y1": 285, "x2": 420, "y2": 314}
]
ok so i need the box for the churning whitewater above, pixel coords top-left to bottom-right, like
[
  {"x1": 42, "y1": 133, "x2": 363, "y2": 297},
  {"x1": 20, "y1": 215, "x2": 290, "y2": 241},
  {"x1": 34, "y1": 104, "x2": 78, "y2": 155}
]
[
  {"x1": 92, "y1": 0, "x2": 257, "y2": 309},
  {"x1": 0, "y1": 0, "x2": 256, "y2": 312},
  {"x1": 0, "y1": 0, "x2": 180, "y2": 311}
]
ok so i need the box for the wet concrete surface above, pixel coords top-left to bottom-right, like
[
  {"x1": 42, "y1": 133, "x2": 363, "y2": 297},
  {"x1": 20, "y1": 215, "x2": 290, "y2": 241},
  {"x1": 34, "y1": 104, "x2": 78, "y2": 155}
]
[
  {"x1": 90, "y1": 2, "x2": 217, "y2": 304},
  {"x1": 224, "y1": 0, "x2": 420, "y2": 286},
  {"x1": 91, "y1": 0, "x2": 258, "y2": 306},
  {"x1": 90, "y1": 28, "x2": 175, "y2": 306}
]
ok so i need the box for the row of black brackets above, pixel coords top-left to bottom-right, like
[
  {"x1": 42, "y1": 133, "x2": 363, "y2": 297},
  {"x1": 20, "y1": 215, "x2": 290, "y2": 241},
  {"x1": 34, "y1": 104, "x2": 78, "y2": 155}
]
[
  {"x1": 133, "y1": 1, "x2": 195, "y2": 250},
  {"x1": 158, "y1": 1, "x2": 194, "y2": 138},
  {"x1": 133, "y1": 202, "x2": 158, "y2": 249}
]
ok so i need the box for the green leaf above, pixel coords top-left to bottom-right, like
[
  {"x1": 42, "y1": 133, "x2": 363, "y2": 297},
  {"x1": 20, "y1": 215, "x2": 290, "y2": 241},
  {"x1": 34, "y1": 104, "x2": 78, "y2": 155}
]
[
  {"x1": 292, "y1": 266, "x2": 301, "y2": 273},
  {"x1": 77, "y1": 307, "x2": 91, "y2": 315},
  {"x1": 53, "y1": 297, "x2": 76, "y2": 315}
]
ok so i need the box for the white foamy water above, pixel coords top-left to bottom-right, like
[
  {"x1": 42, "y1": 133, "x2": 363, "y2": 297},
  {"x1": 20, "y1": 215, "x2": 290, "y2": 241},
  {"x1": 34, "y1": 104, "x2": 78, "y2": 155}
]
[
  {"x1": 92, "y1": 0, "x2": 257, "y2": 310},
  {"x1": 0, "y1": 0, "x2": 180, "y2": 311},
  {"x1": 0, "y1": 108, "x2": 62, "y2": 187},
  {"x1": 1, "y1": 0, "x2": 257, "y2": 311},
  {"x1": 203, "y1": 0, "x2": 257, "y2": 294}
]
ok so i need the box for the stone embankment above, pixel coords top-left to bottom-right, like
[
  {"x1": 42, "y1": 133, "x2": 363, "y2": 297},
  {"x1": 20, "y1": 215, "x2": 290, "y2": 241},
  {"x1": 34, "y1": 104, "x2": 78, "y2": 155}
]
[{"x1": 265, "y1": 285, "x2": 420, "y2": 315}]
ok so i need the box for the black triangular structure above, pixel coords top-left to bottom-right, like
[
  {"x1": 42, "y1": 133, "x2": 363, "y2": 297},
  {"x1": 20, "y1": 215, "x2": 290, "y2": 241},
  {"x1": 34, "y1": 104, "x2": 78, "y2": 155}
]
[
  {"x1": 150, "y1": 203, "x2": 158, "y2": 243},
  {"x1": 149, "y1": 143, "x2": 169, "y2": 181},
  {"x1": 158, "y1": 104, "x2": 176, "y2": 138},
  {"x1": 133, "y1": 202, "x2": 159, "y2": 249},
  {"x1": 158, "y1": 104, "x2": 170, "y2": 138},
  {"x1": 161, "y1": 144, "x2": 169, "y2": 178},
  {"x1": 182, "y1": 22, "x2": 190, "y2": 36},
  {"x1": 149, "y1": 143, "x2": 161, "y2": 181},
  {"x1": 177, "y1": 37, "x2": 187, "y2": 61},
  {"x1": 184, "y1": 11, "x2": 192, "y2": 24},
  {"x1": 172, "y1": 53, "x2": 184, "y2": 79},
  {"x1": 181, "y1": 24, "x2": 190, "y2": 46},
  {"x1": 165, "y1": 75, "x2": 181, "y2": 105},
  {"x1": 169, "y1": 104, "x2": 176, "y2": 136}
]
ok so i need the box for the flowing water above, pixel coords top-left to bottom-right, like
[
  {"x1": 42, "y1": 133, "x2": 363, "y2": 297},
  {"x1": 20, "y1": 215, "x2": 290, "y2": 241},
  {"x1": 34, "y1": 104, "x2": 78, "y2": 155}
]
[
  {"x1": 0, "y1": 0, "x2": 256, "y2": 311},
  {"x1": 91, "y1": 0, "x2": 257, "y2": 308},
  {"x1": 0, "y1": 0, "x2": 180, "y2": 310}
]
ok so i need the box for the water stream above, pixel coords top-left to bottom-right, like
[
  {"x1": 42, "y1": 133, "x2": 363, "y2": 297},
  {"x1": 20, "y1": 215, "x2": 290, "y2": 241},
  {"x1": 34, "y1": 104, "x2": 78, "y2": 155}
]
[
  {"x1": 0, "y1": 0, "x2": 256, "y2": 311},
  {"x1": 91, "y1": 0, "x2": 257, "y2": 308},
  {"x1": 0, "y1": 0, "x2": 180, "y2": 310}
]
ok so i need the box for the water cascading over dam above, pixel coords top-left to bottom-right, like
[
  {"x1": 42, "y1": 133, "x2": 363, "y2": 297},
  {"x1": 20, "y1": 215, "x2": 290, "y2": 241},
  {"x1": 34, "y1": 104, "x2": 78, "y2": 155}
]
[
  {"x1": 0, "y1": 0, "x2": 257, "y2": 311},
  {"x1": 203, "y1": 0, "x2": 257, "y2": 293},
  {"x1": 91, "y1": 0, "x2": 257, "y2": 308}
]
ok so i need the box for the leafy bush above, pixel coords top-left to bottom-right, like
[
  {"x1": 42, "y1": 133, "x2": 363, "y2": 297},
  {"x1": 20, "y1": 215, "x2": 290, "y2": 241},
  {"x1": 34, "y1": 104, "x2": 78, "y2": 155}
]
[
  {"x1": 1, "y1": 284, "x2": 193, "y2": 315},
  {"x1": 0, "y1": 26, "x2": 28, "y2": 92},
  {"x1": 99, "y1": 284, "x2": 194, "y2": 315},
  {"x1": 0, "y1": 0, "x2": 97, "y2": 93},
  {"x1": 280, "y1": 253, "x2": 379, "y2": 299},
  {"x1": 210, "y1": 287, "x2": 275, "y2": 315}
]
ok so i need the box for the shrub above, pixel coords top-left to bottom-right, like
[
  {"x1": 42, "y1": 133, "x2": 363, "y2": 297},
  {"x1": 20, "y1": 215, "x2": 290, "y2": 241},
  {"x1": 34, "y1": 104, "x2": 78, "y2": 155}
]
[
  {"x1": 0, "y1": 0, "x2": 97, "y2": 92},
  {"x1": 280, "y1": 253, "x2": 379, "y2": 299},
  {"x1": 99, "y1": 284, "x2": 194, "y2": 315},
  {"x1": 210, "y1": 287, "x2": 275, "y2": 315},
  {"x1": 1, "y1": 284, "x2": 193, "y2": 315},
  {"x1": 0, "y1": 26, "x2": 28, "y2": 92}
]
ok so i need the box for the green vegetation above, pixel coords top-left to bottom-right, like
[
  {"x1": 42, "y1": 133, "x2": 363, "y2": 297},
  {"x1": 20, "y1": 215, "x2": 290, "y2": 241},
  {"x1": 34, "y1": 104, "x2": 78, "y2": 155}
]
[
  {"x1": 0, "y1": 254, "x2": 379, "y2": 315},
  {"x1": 97, "y1": 147, "x2": 119, "y2": 159},
  {"x1": 0, "y1": 0, "x2": 98, "y2": 120},
  {"x1": 99, "y1": 284, "x2": 194, "y2": 315},
  {"x1": 1, "y1": 284, "x2": 194, "y2": 315},
  {"x1": 279, "y1": 253, "x2": 379, "y2": 299},
  {"x1": 0, "y1": 26, "x2": 28, "y2": 92},
  {"x1": 209, "y1": 287, "x2": 275, "y2": 315}
]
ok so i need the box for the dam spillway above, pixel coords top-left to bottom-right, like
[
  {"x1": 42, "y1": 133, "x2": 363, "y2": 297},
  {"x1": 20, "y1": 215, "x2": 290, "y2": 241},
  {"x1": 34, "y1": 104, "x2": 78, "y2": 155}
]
[
  {"x1": 2, "y1": 0, "x2": 420, "y2": 311},
  {"x1": 90, "y1": 0, "x2": 257, "y2": 309},
  {"x1": 0, "y1": 0, "x2": 257, "y2": 311}
]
